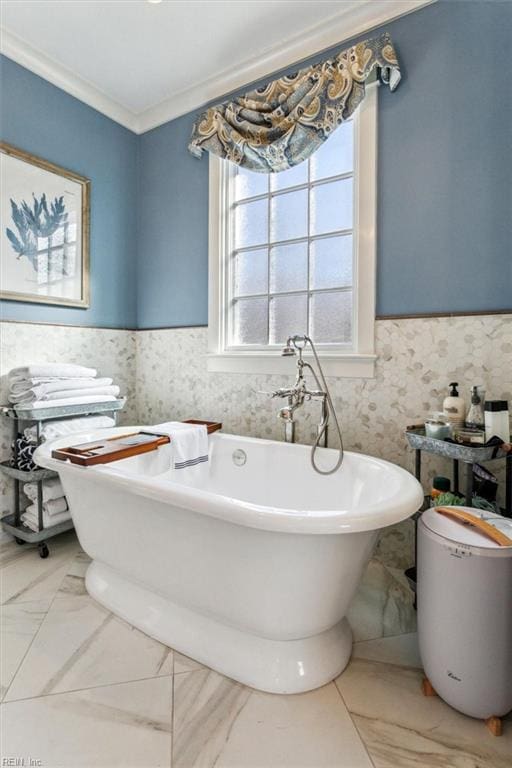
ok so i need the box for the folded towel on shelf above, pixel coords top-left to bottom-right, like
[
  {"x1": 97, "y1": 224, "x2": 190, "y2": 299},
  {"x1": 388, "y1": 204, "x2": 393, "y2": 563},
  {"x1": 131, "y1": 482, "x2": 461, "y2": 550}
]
[
  {"x1": 24, "y1": 477, "x2": 65, "y2": 503},
  {"x1": 21, "y1": 505, "x2": 71, "y2": 532},
  {"x1": 24, "y1": 496, "x2": 68, "y2": 516},
  {"x1": 10, "y1": 435, "x2": 37, "y2": 471},
  {"x1": 24, "y1": 415, "x2": 116, "y2": 443},
  {"x1": 9, "y1": 377, "x2": 113, "y2": 402},
  {"x1": 9, "y1": 364, "x2": 97, "y2": 380},
  {"x1": 14, "y1": 395, "x2": 117, "y2": 410},
  {"x1": 152, "y1": 421, "x2": 208, "y2": 471},
  {"x1": 13, "y1": 385, "x2": 120, "y2": 407}
]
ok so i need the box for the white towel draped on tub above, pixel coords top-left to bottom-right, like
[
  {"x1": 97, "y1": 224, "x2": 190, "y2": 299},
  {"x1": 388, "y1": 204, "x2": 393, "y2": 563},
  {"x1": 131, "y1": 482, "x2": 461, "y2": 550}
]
[{"x1": 152, "y1": 422, "x2": 209, "y2": 471}]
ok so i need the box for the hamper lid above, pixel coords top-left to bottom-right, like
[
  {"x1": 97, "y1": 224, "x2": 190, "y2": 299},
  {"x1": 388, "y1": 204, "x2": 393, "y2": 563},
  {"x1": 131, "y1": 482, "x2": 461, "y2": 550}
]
[{"x1": 421, "y1": 507, "x2": 512, "y2": 549}]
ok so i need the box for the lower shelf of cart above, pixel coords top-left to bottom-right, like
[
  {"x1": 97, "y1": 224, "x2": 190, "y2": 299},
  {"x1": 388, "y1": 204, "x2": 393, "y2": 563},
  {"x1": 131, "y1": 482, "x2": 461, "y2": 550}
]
[
  {"x1": 0, "y1": 460, "x2": 58, "y2": 482},
  {"x1": 1, "y1": 512, "x2": 74, "y2": 542}
]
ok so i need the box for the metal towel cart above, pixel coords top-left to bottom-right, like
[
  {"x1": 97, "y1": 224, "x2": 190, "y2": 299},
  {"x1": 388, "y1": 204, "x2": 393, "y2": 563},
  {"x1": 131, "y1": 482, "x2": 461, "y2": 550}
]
[{"x1": 0, "y1": 399, "x2": 126, "y2": 557}]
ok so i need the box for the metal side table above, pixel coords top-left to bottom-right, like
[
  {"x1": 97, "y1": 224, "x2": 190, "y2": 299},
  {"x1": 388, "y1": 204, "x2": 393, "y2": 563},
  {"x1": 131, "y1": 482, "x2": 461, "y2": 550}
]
[
  {"x1": 406, "y1": 426, "x2": 511, "y2": 517},
  {"x1": 404, "y1": 426, "x2": 511, "y2": 608}
]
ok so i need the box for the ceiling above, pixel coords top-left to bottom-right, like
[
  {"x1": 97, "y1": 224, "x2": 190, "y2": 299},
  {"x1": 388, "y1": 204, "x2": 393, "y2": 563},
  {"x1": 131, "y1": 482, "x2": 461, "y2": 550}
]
[{"x1": 0, "y1": 0, "x2": 433, "y2": 133}]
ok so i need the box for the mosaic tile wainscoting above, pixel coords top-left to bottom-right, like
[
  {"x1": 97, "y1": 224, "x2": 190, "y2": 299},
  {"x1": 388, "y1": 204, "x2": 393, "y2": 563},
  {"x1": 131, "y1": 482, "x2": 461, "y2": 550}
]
[
  {"x1": 1, "y1": 315, "x2": 510, "y2": 643},
  {"x1": 0, "y1": 321, "x2": 137, "y2": 529},
  {"x1": 136, "y1": 314, "x2": 512, "y2": 641}
]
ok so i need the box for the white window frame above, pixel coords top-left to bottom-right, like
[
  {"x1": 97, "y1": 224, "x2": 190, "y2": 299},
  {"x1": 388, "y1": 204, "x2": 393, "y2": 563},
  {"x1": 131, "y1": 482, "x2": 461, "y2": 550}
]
[{"x1": 207, "y1": 81, "x2": 378, "y2": 378}]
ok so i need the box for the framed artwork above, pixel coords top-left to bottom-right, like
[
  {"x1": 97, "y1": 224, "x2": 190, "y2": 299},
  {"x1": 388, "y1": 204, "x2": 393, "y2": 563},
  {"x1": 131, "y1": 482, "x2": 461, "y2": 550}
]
[{"x1": 0, "y1": 142, "x2": 90, "y2": 308}]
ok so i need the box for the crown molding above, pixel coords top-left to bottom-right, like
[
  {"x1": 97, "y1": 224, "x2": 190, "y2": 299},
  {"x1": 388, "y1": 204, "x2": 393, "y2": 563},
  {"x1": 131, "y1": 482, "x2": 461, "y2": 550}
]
[
  {"x1": 137, "y1": 0, "x2": 435, "y2": 133},
  {"x1": 0, "y1": 27, "x2": 138, "y2": 132},
  {"x1": 1, "y1": 0, "x2": 435, "y2": 135}
]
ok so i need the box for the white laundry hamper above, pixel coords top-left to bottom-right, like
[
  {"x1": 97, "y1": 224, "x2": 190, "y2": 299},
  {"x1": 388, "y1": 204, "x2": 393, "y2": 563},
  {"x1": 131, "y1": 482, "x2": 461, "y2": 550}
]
[{"x1": 417, "y1": 507, "x2": 512, "y2": 730}]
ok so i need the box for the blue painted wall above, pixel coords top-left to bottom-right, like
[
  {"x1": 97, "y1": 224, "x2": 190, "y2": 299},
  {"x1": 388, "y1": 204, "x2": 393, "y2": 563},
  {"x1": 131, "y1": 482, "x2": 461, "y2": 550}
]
[
  {"x1": 138, "y1": 113, "x2": 208, "y2": 327},
  {"x1": 137, "y1": 0, "x2": 512, "y2": 327},
  {"x1": 2, "y1": 0, "x2": 511, "y2": 329},
  {"x1": 0, "y1": 55, "x2": 138, "y2": 328}
]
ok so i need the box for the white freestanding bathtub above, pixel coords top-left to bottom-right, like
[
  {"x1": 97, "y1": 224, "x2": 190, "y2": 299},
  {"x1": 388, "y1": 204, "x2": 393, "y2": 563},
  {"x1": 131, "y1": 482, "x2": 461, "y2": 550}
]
[{"x1": 35, "y1": 428, "x2": 423, "y2": 693}]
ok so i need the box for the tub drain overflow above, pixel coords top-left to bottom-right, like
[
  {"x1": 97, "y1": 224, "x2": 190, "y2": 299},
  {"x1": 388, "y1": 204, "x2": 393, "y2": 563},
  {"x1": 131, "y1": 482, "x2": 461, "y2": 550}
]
[{"x1": 232, "y1": 449, "x2": 247, "y2": 466}]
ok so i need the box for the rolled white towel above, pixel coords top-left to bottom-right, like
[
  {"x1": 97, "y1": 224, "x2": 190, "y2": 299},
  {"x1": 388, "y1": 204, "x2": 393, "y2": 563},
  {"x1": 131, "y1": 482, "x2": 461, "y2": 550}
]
[
  {"x1": 10, "y1": 378, "x2": 114, "y2": 403},
  {"x1": 9, "y1": 364, "x2": 96, "y2": 380},
  {"x1": 14, "y1": 395, "x2": 117, "y2": 410},
  {"x1": 13, "y1": 385, "x2": 120, "y2": 406},
  {"x1": 21, "y1": 506, "x2": 71, "y2": 532},
  {"x1": 24, "y1": 478, "x2": 65, "y2": 503},
  {"x1": 25, "y1": 498, "x2": 68, "y2": 516},
  {"x1": 24, "y1": 415, "x2": 115, "y2": 443}
]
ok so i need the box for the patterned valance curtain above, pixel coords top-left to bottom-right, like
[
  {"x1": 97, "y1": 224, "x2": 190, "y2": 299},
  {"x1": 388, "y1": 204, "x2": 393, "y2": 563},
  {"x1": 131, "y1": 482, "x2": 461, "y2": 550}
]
[{"x1": 188, "y1": 32, "x2": 401, "y2": 173}]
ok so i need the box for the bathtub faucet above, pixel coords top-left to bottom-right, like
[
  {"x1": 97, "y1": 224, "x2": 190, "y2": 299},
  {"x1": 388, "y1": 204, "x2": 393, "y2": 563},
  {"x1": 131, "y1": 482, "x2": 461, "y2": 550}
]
[
  {"x1": 270, "y1": 373, "x2": 327, "y2": 447},
  {"x1": 273, "y1": 335, "x2": 345, "y2": 475}
]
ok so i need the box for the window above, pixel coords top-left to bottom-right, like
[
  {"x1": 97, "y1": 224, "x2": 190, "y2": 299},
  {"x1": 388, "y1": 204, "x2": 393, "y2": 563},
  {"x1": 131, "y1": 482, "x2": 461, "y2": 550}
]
[{"x1": 208, "y1": 82, "x2": 378, "y2": 377}]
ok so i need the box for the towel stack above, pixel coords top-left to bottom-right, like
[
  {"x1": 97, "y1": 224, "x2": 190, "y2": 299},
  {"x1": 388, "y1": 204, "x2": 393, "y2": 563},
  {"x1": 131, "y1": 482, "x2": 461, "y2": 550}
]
[
  {"x1": 8, "y1": 363, "x2": 121, "y2": 408},
  {"x1": 11, "y1": 414, "x2": 117, "y2": 472},
  {"x1": 21, "y1": 477, "x2": 70, "y2": 532},
  {"x1": 16, "y1": 414, "x2": 117, "y2": 530}
]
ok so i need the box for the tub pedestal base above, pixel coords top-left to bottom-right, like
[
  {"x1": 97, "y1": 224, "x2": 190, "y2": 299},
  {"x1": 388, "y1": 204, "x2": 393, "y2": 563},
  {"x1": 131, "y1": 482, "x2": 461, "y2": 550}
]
[{"x1": 86, "y1": 560, "x2": 353, "y2": 694}]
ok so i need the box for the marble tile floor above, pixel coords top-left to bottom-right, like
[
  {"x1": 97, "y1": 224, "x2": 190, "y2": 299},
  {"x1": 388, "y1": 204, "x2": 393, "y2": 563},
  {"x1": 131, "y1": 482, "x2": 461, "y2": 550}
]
[{"x1": 1, "y1": 534, "x2": 510, "y2": 768}]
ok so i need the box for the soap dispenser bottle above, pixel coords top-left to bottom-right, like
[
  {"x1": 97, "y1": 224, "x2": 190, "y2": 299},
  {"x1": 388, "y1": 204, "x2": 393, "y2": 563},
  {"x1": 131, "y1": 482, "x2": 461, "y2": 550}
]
[
  {"x1": 466, "y1": 385, "x2": 485, "y2": 428},
  {"x1": 443, "y1": 382, "x2": 465, "y2": 429}
]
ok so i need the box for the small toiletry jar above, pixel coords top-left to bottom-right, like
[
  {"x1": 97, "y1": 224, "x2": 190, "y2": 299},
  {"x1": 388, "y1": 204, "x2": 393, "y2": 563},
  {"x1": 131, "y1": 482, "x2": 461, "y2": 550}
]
[
  {"x1": 430, "y1": 476, "x2": 450, "y2": 501},
  {"x1": 484, "y1": 401, "x2": 510, "y2": 443},
  {"x1": 453, "y1": 427, "x2": 486, "y2": 445},
  {"x1": 425, "y1": 413, "x2": 451, "y2": 440}
]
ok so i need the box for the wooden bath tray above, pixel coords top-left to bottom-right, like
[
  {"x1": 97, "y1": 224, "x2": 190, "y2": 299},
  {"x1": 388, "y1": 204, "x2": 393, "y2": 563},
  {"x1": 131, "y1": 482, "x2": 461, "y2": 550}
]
[
  {"x1": 182, "y1": 419, "x2": 222, "y2": 433},
  {"x1": 52, "y1": 432, "x2": 171, "y2": 466},
  {"x1": 52, "y1": 420, "x2": 222, "y2": 466}
]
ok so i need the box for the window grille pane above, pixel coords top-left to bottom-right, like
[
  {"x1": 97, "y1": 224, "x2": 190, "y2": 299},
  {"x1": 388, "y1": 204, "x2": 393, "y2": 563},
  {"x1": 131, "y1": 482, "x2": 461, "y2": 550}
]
[
  {"x1": 310, "y1": 235, "x2": 353, "y2": 290},
  {"x1": 270, "y1": 161, "x2": 308, "y2": 192},
  {"x1": 311, "y1": 121, "x2": 354, "y2": 180},
  {"x1": 67, "y1": 221, "x2": 77, "y2": 241},
  {"x1": 270, "y1": 293, "x2": 308, "y2": 345},
  {"x1": 52, "y1": 226, "x2": 65, "y2": 246},
  {"x1": 270, "y1": 242, "x2": 308, "y2": 293},
  {"x1": 235, "y1": 198, "x2": 268, "y2": 249},
  {"x1": 234, "y1": 248, "x2": 268, "y2": 296},
  {"x1": 235, "y1": 167, "x2": 268, "y2": 200},
  {"x1": 270, "y1": 189, "x2": 308, "y2": 243},
  {"x1": 233, "y1": 297, "x2": 268, "y2": 344},
  {"x1": 310, "y1": 291, "x2": 352, "y2": 344},
  {"x1": 310, "y1": 178, "x2": 353, "y2": 236}
]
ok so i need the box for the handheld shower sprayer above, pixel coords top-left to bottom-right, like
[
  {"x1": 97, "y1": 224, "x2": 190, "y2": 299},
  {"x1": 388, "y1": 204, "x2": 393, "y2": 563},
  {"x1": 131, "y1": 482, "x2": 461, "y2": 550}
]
[{"x1": 280, "y1": 335, "x2": 344, "y2": 475}]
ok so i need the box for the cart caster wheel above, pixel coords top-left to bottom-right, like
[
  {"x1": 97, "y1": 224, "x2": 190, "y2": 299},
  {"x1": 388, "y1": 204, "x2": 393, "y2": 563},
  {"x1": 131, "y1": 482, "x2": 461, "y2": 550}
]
[
  {"x1": 38, "y1": 543, "x2": 49, "y2": 559},
  {"x1": 14, "y1": 537, "x2": 26, "y2": 545}
]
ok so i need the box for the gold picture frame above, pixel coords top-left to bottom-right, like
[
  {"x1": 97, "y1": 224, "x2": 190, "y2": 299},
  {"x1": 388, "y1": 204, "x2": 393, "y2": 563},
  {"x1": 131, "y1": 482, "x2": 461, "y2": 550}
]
[{"x1": 0, "y1": 142, "x2": 90, "y2": 308}]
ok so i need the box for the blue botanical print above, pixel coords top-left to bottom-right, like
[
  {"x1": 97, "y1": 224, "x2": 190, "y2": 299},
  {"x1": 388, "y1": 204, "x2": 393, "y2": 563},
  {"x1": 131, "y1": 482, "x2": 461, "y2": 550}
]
[{"x1": 6, "y1": 193, "x2": 68, "y2": 271}]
